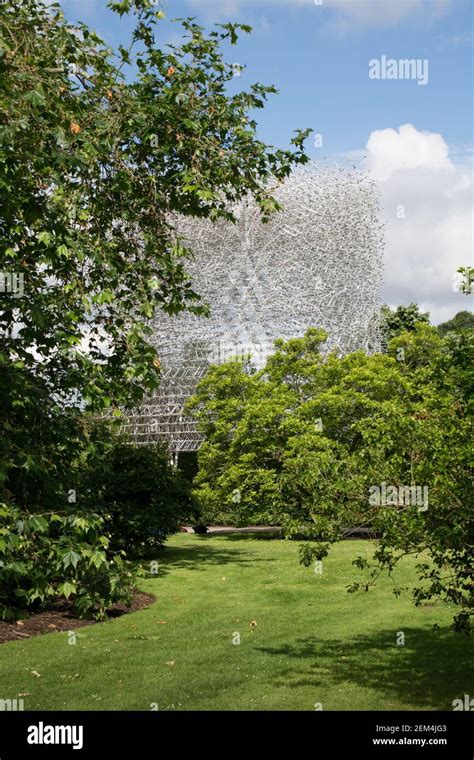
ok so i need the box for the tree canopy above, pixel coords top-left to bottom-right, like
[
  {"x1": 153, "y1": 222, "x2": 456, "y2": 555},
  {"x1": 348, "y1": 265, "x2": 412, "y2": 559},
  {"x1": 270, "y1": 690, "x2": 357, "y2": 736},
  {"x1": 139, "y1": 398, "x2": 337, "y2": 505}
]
[
  {"x1": 0, "y1": 0, "x2": 309, "y2": 509},
  {"x1": 189, "y1": 325, "x2": 473, "y2": 632},
  {"x1": 0, "y1": 0, "x2": 309, "y2": 618},
  {"x1": 380, "y1": 303, "x2": 430, "y2": 345},
  {"x1": 438, "y1": 310, "x2": 474, "y2": 337}
]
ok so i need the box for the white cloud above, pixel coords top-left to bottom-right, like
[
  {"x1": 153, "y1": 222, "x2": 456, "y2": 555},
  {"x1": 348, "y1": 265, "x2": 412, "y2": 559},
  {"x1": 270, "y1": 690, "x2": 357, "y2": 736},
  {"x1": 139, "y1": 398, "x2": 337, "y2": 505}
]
[
  {"x1": 185, "y1": 0, "x2": 453, "y2": 29},
  {"x1": 364, "y1": 124, "x2": 473, "y2": 323},
  {"x1": 326, "y1": 0, "x2": 452, "y2": 32},
  {"x1": 366, "y1": 124, "x2": 452, "y2": 182},
  {"x1": 185, "y1": 0, "x2": 307, "y2": 9}
]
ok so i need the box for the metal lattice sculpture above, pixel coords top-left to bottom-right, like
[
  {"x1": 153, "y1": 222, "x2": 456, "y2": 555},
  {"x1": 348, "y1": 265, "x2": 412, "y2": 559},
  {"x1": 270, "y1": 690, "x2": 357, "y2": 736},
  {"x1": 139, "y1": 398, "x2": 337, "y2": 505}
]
[{"x1": 125, "y1": 165, "x2": 383, "y2": 452}]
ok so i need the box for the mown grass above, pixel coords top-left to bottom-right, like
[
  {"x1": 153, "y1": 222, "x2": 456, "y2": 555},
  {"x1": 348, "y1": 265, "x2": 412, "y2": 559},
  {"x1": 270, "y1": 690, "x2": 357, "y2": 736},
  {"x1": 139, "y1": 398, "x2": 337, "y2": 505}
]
[{"x1": 0, "y1": 534, "x2": 470, "y2": 711}]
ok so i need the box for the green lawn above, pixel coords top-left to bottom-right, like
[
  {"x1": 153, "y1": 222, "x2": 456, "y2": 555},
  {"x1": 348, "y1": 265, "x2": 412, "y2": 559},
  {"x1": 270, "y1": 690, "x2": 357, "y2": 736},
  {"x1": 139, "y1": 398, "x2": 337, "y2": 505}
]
[{"x1": 0, "y1": 534, "x2": 470, "y2": 711}]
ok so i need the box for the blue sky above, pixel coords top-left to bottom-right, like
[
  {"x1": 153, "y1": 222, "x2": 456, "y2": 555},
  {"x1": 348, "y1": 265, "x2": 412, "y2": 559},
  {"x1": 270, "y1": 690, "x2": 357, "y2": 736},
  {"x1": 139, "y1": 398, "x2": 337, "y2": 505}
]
[
  {"x1": 59, "y1": 0, "x2": 473, "y2": 154},
  {"x1": 59, "y1": 0, "x2": 473, "y2": 322}
]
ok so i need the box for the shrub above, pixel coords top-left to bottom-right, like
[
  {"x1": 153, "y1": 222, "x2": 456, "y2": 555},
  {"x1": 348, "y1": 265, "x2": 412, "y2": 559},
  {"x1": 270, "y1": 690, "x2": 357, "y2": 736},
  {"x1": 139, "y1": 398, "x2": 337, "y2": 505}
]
[
  {"x1": 0, "y1": 504, "x2": 137, "y2": 621},
  {"x1": 82, "y1": 441, "x2": 195, "y2": 555}
]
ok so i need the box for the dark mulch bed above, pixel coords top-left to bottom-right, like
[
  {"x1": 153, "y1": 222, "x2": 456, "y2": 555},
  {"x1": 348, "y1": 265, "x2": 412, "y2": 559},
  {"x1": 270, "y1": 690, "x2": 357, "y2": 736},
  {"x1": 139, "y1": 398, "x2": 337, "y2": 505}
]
[{"x1": 0, "y1": 591, "x2": 155, "y2": 645}]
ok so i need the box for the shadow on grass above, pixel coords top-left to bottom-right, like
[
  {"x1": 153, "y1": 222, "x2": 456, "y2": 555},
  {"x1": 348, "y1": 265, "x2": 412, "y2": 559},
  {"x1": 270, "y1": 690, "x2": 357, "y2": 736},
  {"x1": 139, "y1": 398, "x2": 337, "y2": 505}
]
[
  {"x1": 259, "y1": 627, "x2": 472, "y2": 709},
  {"x1": 208, "y1": 532, "x2": 283, "y2": 542},
  {"x1": 150, "y1": 537, "x2": 273, "y2": 575}
]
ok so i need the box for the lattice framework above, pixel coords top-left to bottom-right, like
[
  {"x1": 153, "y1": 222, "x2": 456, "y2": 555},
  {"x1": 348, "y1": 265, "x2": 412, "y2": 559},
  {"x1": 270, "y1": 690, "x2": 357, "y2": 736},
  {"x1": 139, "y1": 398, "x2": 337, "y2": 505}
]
[{"x1": 124, "y1": 166, "x2": 384, "y2": 451}]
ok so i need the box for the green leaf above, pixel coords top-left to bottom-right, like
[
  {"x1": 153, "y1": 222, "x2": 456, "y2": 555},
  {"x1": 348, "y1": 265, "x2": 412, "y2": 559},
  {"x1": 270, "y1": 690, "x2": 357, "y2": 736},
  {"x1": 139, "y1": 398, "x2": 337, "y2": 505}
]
[
  {"x1": 25, "y1": 89, "x2": 46, "y2": 107},
  {"x1": 58, "y1": 581, "x2": 77, "y2": 599},
  {"x1": 26, "y1": 515, "x2": 48, "y2": 533},
  {"x1": 62, "y1": 550, "x2": 81, "y2": 569},
  {"x1": 37, "y1": 231, "x2": 52, "y2": 246}
]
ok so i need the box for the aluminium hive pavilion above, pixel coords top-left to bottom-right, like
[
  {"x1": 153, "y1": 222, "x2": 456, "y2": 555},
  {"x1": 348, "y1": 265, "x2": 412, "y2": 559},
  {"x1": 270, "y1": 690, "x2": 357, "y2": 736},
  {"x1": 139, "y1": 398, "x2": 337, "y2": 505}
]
[{"x1": 125, "y1": 166, "x2": 384, "y2": 455}]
